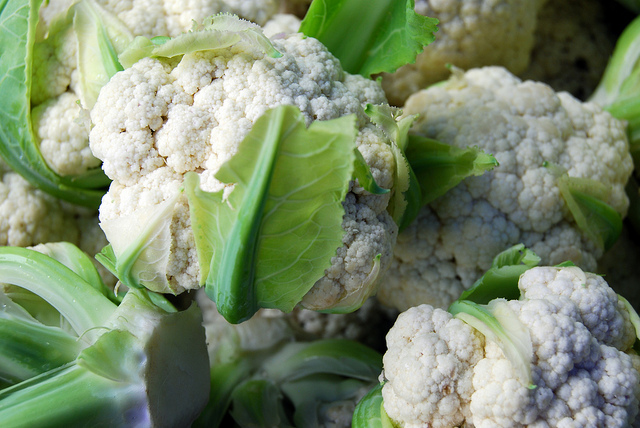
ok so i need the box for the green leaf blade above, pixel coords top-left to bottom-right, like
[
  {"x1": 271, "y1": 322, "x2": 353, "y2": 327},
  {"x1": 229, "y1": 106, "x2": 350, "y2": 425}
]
[
  {"x1": 186, "y1": 106, "x2": 357, "y2": 323},
  {"x1": 455, "y1": 244, "x2": 540, "y2": 305},
  {"x1": 406, "y1": 135, "x2": 499, "y2": 205},
  {"x1": 0, "y1": 0, "x2": 107, "y2": 208},
  {"x1": 554, "y1": 172, "x2": 623, "y2": 251},
  {"x1": 300, "y1": 0, "x2": 438, "y2": 77},
  {"x1": 352, "y1": 383, "x2": 396, "y2": 428}
]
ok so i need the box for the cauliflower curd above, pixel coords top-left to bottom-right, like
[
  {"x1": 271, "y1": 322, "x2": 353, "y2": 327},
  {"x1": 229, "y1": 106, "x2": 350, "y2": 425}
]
[
  {"x1": 381, "y1": 266, "x2": 640, "y2": 427},
  {"x1": 90, "y1": 33, "x2": 398, "y2": 308},
  {"x1": 378, "y1": 66, "x2": 633, "y2": 311}
]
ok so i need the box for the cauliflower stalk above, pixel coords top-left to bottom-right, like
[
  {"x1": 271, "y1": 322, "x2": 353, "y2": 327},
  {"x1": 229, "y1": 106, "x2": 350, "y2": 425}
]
[
  {"x1": 0, "y1": 244, "x2": 210, "y2": 426},
  {"x1": 354, "y1": 246, "x2": 640, "y2": 427},
  {"x1": 91, "y1": 15, "x2": 408, "y2": 322},
  {"x1": 379, "y1": 66, "x2": 633, "y2": 311}
]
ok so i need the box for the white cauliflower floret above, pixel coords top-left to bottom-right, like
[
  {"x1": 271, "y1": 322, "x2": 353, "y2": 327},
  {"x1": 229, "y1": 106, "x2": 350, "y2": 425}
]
[
  {"x1": 262, "y1": 13, "x2": 301, "y2": 38},
  {"x1": 90, "y1": 33, "x2": 398, "y2": 309},
  {"x1": 31, "y1": 0, "x2": 284, "y2": 179},
  {"x1": 378, "y1": 66, "x2": 633, "y2": 311},
  {"x1": 96, "y1": 0, "x2": 281, "y2": 38},
  {"x1": 471, "y1": 268, "x2": 640, "y2": 427},
  {"x1": 31, "y1": 91, "x2": 100, "y2": 176},
  {"x1": 0, "y1": 158, "x2": 107, "y2": 257},
  {"x1": 381, "y1": 305, "x2": 485, "y2": 428},
  {"x1": 382, "y1": 266, "x2": 640, "y2": 427},
  {"x1": 381, "y1": 0, "x2": 547, "y2": 106},
  {"x1": 31, "y1": 24, "x2": 78, "y2": 107}
]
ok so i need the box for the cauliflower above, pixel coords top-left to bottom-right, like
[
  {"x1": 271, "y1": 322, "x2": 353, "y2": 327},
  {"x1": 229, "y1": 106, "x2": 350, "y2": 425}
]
[
  {"x1": 0, "y1": 156, "x2": 113, "y2": 285},
  {"x1": 31, "y1": 92, "x2": 100, "y2": 176},
  {"x1": 89, "y1": 30, "x2": 398, "y2": 312},
  {"x1": 382, "y1": 305, "x2": 485, "y2": 427},
  {"x1": 378, "y1": 66, "x2": 633, "y2": 311},
  {"x1": 0, "y1": 157, "x2": 101, "y2": 249},
  {"x1": 95, "y1": 0, "x2": 282, "y2": 38},
  {"x1": 262, "y1": 13, "x2": 301, "y2": 38},
  {"x1": 31, "y1": 0, "x2": 285, "y2": 179},
  {"x1": 380, "y1": 0, "x2": 548, "y2": 106},
  {"x1": 381, "y1": 266, "x2": 640, "y2": 427}
]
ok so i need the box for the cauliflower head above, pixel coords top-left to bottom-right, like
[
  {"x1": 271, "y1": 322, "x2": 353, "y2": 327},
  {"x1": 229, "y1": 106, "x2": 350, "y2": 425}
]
[
  {"x1": 95, "y1": 0, "x2": 282, "y2": 38},
  {"x1": 381, "y1": 266, "x2": 640, "y2": 427},
  {"x1": 381, "y1": 305, "x2": 485, "y2": 428},
  {"x1": 31, "y1": 0, "x2": 285, "y2": 178},
  {"x1": 380, "y1": 0, "x2": 547, "y2": 106},
  {"x1": 90, "y1": 32, "x2": 398, "y2": 311},
  {"x1": 0, "y1": 157, "x2": 109, "y2": 267},
  {"x1": 378, "y1": 66, "x2": 633, "y2": 311}
]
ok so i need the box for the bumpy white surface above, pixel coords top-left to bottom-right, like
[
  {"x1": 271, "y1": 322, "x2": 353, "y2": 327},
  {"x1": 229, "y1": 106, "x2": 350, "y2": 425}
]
[
  {"x1": 95, "y1": 0, "x2": 282, "y2": 37},
  {"x1": 382, "y1": 267, "x2": 640, "y2": 427},
  {"x1": 382, "y1": 305, "x2": 485, "y2": 427},
  {"x1": 471, "y1": 267, "x2": 640, "y2": 427},
  {"x1": 381, "y1": 0, "x2": 546, "y2": 106},
  {"x1": 378, "y1": 66, "x2": 633, "y2": 311},
  {"x1": 32, "y1": 92, "x2": 100, "y2": 176},
  {"x1": 0, "y1": 157, "x2": 105, "y2": 251},
  {"x1": 32, "y1": 0, "x2": 284, "y2": 177},
  {"x1": 90, "y1": 34, "x2": 398, "y2": 309}
]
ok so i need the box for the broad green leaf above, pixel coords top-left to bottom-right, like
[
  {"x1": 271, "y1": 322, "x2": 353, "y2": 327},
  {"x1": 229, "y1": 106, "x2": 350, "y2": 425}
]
[
  {"x1": 229, "y1": 379, "x2": 292, "y2": 427},
  {"x1": 590, "y1": 15, "x2": 640, "y2": 148},
  {"x1": 0, "y1": 0, "x2": 108, "y2": 208},
  {"x1": 73, "y1": 0, "x2": 132, "y2": 109},
  {"x1": 618, "y1": 294, "x2": 640, "y2": 352},
  {"x1": 31, "y1": 242, "x2": 113, "y2": 300},
  {"x1": 449, "y1": 299, "x2": 534, "y2": 388},
  {"x1": 590, "y1": 15, "x2": 640, "y2": 108},
  {"x1": 300, "y1": 0, "x2": 438, "y2": 78},
  {"x1": 352, "y1": 383, "x2": 396, "y2": 428},
  {"x1": 0, "y1": 296, "x2": 81, "y2": 385},
  {"x1": 119, "y1": 13, "x2": 281, "y2": 68},
  {"x1": 406, "y1": 135, "x2": 499, "y2": 205},
  {"x1": 545, "y1": 163, "x2": 623, "y2": 251},
  {"x1": 99, "y1": 193, "x2": 179, "y2": 293},
  {"x1": 0, "y1": 247, "x2": 116, "y2": 340},
  {"x1": 353, "y1": 149, "x2": 389, "y2": 195},
  {"x1": 185, "y1": 105, "x2": 356, "y2": 323},
  {"x1": 456, "y1": 244, "x2": 540, "y2": 305}
]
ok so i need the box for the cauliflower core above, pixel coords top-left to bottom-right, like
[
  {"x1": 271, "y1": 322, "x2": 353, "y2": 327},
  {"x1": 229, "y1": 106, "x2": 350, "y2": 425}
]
[
  {"x1": 90, "y1": 34, "x2": 397, "y2": 308},
  {"x1": 378, "y1": 66, "x2": 633, "y2": 311},
  {"x1": 382, "y1": 267, "x2": 640, "y2": 427}
]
